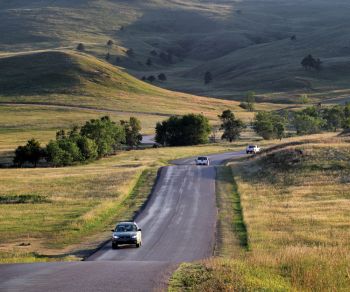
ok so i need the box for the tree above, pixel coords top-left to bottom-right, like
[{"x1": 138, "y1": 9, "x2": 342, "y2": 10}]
[
  {"x1": 76, "y1": 43, "x2": 85, "y2": 51},
  {"x1": 107, "y1": 40, "x2": 114, "y2": 53},
  {"x1": 322, "y1": 105, "x2": 344, "y2": 131},
  {"x1": 293, "y1": 112, "x2": 325, "y2": 135},
  {"x1": 155, "y1": 114, "x2": 211, "y2": 146},
  {"x1": 46, "y1": 140, "x2": 72, "y2": 167},
  {"x1": 76, "y1": 136, "x2": 98, "y2": 161},
  {"x1": 105, "y1": 52, "x2": 111, "y2": 60},
  {"x1": 301, "y1": 54, "x2": 322, "y2": 71},
  {"x1": 204, "y1": 71, "x2": 213, "y2": 84},
  {"x1": 147, "y1": 75, "x2": 156, "y2": 83},
  {"x1": 291, "y1": 35, "x2": 297, "y2": 41},
  {"x1": 253, "y1": 112, "x2": 286, "y2": 140},
  {"x1": 80, "y1": 116, "x2": 125, "y2": 157},
  {"x1": 158, "y1": 73, "x2": 167, "y2": 81},
  {"x1": 141, "y1": 76, "x2": 146, "y2": 81},
  {"x1": 13, "y1": 139, "x2": 44, "y2": 167},
  {"x1": 121, "y1": 117, "x2": 143, "y2": 147},
  {"x1": 146, "y1": 58, "x2": 152, "y2": 66},
  {"x1": 218, "y1": 110, "x2": 245, "y2": 142}
]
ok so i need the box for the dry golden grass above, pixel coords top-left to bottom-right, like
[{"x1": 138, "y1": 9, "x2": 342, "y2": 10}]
[{"x1": 0, "y1": 143, "x2": 241, "y2": 263}]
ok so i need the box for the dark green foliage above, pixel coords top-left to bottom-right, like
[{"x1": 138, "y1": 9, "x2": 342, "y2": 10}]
[
  {"x1": 46, "y1": 116, "x2": 124, "y2": 166},
  {"x1": 253, "y1": 112, "x2": 286, "y2": 140},
  {"x1": 80, "y1": 116, "x2": 125, "y2": 157},
  {"x1": 322, "y1": 105, "x2": 344, "y2": 131},
  {"x1": 147, "y1": 75, "x2": 156, "y2": 83},
  {"x1": 301, "y1": 54, "x2": 322, "y2": 71},
  {"x1": 14, "y1": 139, "x2": 45, "y2": 167},
  {"x1": 146, "y1": 58, "x2": 152, "y2": 66},
  {"x1": 121, "y1": 117, "x2": 143, "y2": 147},
  {"x1": 158, "y1": 73, "x2": 167, "y2": 81},
  {"x1": 0, "y1": 194, "x2": 48, "y2": 204},
  {"x1": 76, "y1": 43, "x2": 85, "y2": 51},
  {"x1": 155, "y1": 114, "x2": 211, "y2": 146},
  {"x1": 204, "y1": 71, "x2": 212, "y2": 84},
  {"x1": 218, "y1": 110, "x2": 245, "y2": 142}
]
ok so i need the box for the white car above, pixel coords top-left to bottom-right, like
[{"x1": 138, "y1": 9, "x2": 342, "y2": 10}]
[
  {"x1": 246, "y1": 145, "x2": 261, "y2": 154},
  {"x1": 195, "y1": 156, "x2": 210, "y2": 166}
]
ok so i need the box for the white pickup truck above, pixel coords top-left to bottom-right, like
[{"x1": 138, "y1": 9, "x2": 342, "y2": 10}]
[{"x1": 246, "y1": 145, "x2": 261, "y2": 154}]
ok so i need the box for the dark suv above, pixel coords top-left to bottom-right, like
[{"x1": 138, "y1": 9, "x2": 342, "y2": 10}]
[{"x1": 111, "y1": 222, "x2": 142, "y2": 249}]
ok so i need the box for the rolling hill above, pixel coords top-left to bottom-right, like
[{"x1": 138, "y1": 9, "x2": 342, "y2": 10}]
[{"x1": 1, "y1": 0, "x2": 350, "y2": 102}]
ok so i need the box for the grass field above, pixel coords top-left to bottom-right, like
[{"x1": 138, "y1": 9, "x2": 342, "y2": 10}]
[
  {"x1": 0, "y1": 143, "x2": 242, "y2": 263},
  {"x1": 169, "y1": 133, "x2": 350, "y2": 291}
]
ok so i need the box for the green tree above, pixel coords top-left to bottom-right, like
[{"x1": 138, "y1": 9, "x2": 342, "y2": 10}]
[
  {"x1": 147, "y1": 75, "x2": 156, "y2": 83},
  {"x1": 155, "y1": 114, "x2": 211, "y2": 146},
  {"x1": 218, "y1": 110, "x2": 245, "y2": 142},
  {"x1": 158, "y1": 73, "x2": 167, "y2": 81},
  {"x1": 46, "y1": 141, "x2": 73, "y2": 167},
  {"x1": 121, "y1": 117, "x2": 143, "y2": 147},
  {"x1": 80, "y1": 116, "x2": 125, "y2": 157},
  {"x1": 253, "y1": 112, "x2": 286, "y2": 140},
  {"x1": 322, "y1": 105, "x2": 344, "y2": 131},
  {"x1": 76, "y1": 136, "x2": 98, "y2": 161},
  {"x1": 293, "y1": 113, "x2": 325, "y2": 135},
  {"x1": 13, "y1": 139, "x2": 44, "y2": 167}
]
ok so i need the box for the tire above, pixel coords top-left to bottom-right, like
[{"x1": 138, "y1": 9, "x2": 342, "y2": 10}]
[{"x1": 112, "y1": 243, "x2": 118, "y2": 249}]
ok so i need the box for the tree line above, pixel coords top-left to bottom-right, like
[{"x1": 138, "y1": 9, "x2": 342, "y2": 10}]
[{"x1": 14, "y1": 116, "x2": 142, "y2": 167}]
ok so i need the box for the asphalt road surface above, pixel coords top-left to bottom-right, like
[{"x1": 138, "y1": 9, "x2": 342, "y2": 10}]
[{"x1": 0, "y1": 150, "x2": 245, "y2": 292}]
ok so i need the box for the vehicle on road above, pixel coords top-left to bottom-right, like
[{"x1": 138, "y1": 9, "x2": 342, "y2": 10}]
[
  {"x1": 195, "y1": 156, "x2": 210, "y2": 166},
  {"x1": 246, "y1": 145, "x2": 261, "y2": 154},
  {"x1": 112, "y1": 222, "x2": 142, "y2": 249}
]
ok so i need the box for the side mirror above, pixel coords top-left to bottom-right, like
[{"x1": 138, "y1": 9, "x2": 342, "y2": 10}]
[{"x1": 138, "y1": 228, "x2": 142, "y2": 232}]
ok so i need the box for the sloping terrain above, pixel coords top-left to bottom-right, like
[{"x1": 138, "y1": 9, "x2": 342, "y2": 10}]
[{"x1": 1, "y1": 0, "x2": 350, "y2": 101}]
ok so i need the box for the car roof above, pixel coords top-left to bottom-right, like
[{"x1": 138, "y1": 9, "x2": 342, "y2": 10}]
[{"x1": 117, "y1": 221, "x2": 137, "y2": 225}]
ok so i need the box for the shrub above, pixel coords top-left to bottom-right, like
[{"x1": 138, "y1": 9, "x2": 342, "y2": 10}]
[{"x1": 13, "y1": 139, "x2": 45, "y2": 167}]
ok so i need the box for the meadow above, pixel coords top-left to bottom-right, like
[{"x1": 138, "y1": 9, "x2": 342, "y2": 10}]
[{"x1": 169, "y1": 133, "x2": 350, "y2": 291}]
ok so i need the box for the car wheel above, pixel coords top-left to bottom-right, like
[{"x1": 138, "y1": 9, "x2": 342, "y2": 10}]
[{"x1": 112, "y1": 243, "x2": 118, "y2": 249}]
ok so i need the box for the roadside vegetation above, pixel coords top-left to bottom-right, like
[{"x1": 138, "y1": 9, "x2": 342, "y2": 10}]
[{"x1": 169, "y1": 134, "x2": 350, "y2": 291}]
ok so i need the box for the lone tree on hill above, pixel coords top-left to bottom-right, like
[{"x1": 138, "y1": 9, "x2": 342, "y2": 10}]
[
  {"x1": 218, "y1": 110, "x2": 245, "y2": 142},
  {"x1": 76, "y1": 43, "x2": 85, "y2": 51},
  {"x1": 158, "y1": 73, "x2": 167, "y2": 81},
  {"x1": 204, "y1": 71, "x2": 213, "y2": 84},
  {"x1": 106, "y1": 40, "x2": 114, "y2": 53}
]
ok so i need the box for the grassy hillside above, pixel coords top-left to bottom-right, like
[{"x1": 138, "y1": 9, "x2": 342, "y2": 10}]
[
  {"x1": 1, "y1": 1, "x2": 350, "y2": 102},
  {"x1": 170, "y1": 134, "x2": 350, "y2": 291},
  {"x1": 0, "y1": 49, "x2": 246, "y2": 156}
]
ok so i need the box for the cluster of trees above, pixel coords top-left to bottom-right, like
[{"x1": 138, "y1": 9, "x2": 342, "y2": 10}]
[
  {"x1": 301, "y1": 54, "x2": 322, "y2": 71},
  {"x1": 148, "y1": 50, "x2": 173, "y2": 64},
  {"x1": 293, "y1": 104, "x2": 350, "y2": 135},
  {"x1": 14, "y1": 116, "x2": 142, "y2": 167},
  {"x1": 141, "y1": 73, "x2": 167, "y2": 83},
  {"x1": 251, "y1": 103, "x2": 350, "y2": 140},
  {"x1": 155, "y1": 114, "x2": 211, "y2": 146}
]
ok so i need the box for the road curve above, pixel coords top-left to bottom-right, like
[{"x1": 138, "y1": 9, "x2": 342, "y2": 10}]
[{"x1": 0, "y1": 151, "x2": 244, "y2": 292}]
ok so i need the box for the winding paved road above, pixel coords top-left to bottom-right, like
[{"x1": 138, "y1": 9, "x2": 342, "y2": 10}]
[{"x1": 0, "y1": 151, "x2": 244, "y2": 292}]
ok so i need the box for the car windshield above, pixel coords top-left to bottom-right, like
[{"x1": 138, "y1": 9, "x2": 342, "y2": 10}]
[
  {"x1": 198, "y1": 157, "x2": 208, "y2": 160},
  {"x1": 248, "y1": 145, "x2": 256, "y2": 148},
  {"x1": 116, "y1": 224, "x2": 137, "y2": 232}
]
